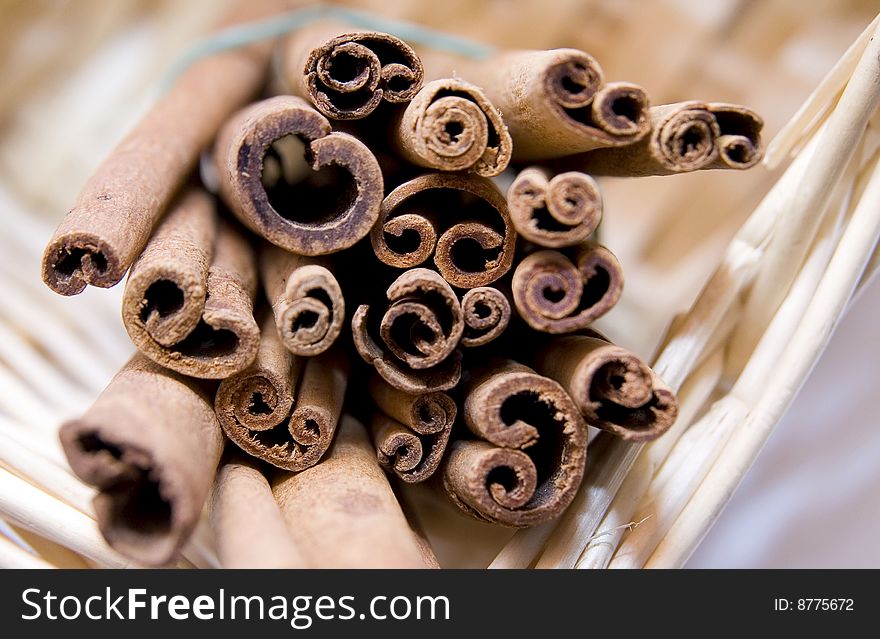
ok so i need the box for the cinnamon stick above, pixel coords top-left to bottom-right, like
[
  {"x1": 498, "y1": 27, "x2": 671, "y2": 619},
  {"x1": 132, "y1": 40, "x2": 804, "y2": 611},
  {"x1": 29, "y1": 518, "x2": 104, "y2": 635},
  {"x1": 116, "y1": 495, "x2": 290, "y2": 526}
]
[
  {"x1": 215, "y1": 95, "x2": 383, "y2": 255},
  {"x1": 41, "y1": 0, "x2": 284, "y2": 295},
  {"x1": 260, "y1": 243, "x2": 344, "y2": 356},
  {"x1": 442, "y1": 360, "x2": 587, "y2": 527},
  {"x1": 367, "y1": 373, "x2": 456, "y2": 482},
  {"x1": 272, "y1": 415, "x2": 430, "y2": 568},
  {"x1": 352, "y1": 268, "x2": 463, "y2": 393},
  {"x1": 534, "y1": 335, "x2": 678, "y2": 441},
  {"x1": 215, "y1": 313, "x2": 348, "y2": 471},
  {"x1": 390, "y1": 78, "x2": 511, "y2": 177},
  {"x1": 511, "y1": 243, "x2": 623, "y2": 334},
  {"x1": 58, "y1": 354, "x2": 224, "y2": 566},
  {"x1": 210, "y1": 455, "x2": 309, "y2": 568},
  {"x1": 278, "y1": 25, "x2": 424, "y2": 120},
  {"x1": 371, "y1": 173, "x2": 516, "y2": 289},
  {"x1": 705, "y1": 102, "x2": 764, "y2": 170},
  {"x1": 121, "y1": 189, "x2": 260, "y2": 378},
  {"x1": 424, "y1": 48, "x2": 650, "y2": 161},
  {"x1": 460, "y1": 286, "x2": 511, "y2": 347},
  {"x1": 508, "y1": 166, "x2": 602, "y2": 247}
]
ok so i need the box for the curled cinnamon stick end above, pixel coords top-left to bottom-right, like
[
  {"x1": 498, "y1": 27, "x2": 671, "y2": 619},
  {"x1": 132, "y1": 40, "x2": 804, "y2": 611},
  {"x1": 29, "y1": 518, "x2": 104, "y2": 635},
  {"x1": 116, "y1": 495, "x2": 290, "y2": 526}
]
[
  {"x1": 122, "y1": 191, "x2": 260, "y2": 379},
  {"x1": 352, "y1": 268, "x2": 463, "y2": 393},
  {"x1": 442, "y1": 360, "x2": 587, "y2": 527},
  {"x1": 371, "y1": 173, "x2": 516, "y2": 288},
  {"x1": 260, "y1": 244, "x2": 344, "y2": 356},
  {"x1": 512, "y1": 242, "x2": 623, "y2": 334},
  {"x1": 216, "y1": 315, "x2": 348, "y2": 471},
  {"x1": 40, "y1": 0, "x2": 281, "y2": 296},
  {"x1": 272, "y1": 415, "x2": 430, "y2": 568},
  {"x1": 370, "y1": 411, "x2": 452, "y2": 483},
  {"x1": 58, "y1": 354, "x2": 224, "y2": 566},
  {"x1": 296, "y1": 29, "x2": 423, "y2": 120},
  {"x1": 210, "y1": 455, "x2": 309, "y2": 568},
  {"x1": 392, "y1": 78, "x2": 512, "y2": 177},
  {"x1": 461, "y1": 286, "x2": 511, "y2": 347},
  {"x1": 535, "y1": 335, "x2": 678, "y2": 441},
  {"x1": 706, "y1": 102, "x2": 764, "y2": 169},
  {"x1": 215, "y1": 95, "x2": 383, "y2": 255},
  {"x1": 368, "y1": 373, "x2": 457, "y2": 434},
  {"x1": 508, "y1": 167, "x2": 602, "y2": 247}
]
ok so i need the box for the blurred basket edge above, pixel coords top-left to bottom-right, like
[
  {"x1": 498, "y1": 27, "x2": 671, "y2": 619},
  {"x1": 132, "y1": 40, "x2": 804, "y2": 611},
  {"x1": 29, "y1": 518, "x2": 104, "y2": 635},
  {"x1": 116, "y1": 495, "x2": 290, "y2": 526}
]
[{"x1": 0, "y1": 12, "x2": 878, "y2": 569}]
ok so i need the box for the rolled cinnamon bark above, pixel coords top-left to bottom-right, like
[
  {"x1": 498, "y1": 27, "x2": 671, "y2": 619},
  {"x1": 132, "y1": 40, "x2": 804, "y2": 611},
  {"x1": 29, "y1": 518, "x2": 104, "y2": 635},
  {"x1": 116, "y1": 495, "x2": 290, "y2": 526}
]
[
  {"x1": 368, "y1": 374, "x2": 456, "y2": 482},
  {"x1": 460, "y1": 286, "x2": 511, "y2": 347},
  {"x1": 260, "y1": 243, "x2": 344, "y2": 356},
  {"x1": 216, "y1": 314, "x2": 348, "y2": 471},
  {"x1": 705, "y1": 102, "x2": 764, "y2": 170},
  {"x1": 278, "y1": 25, "x2": 424, "y2": 120},
  {"x1": 511, "y1": 243, "x2": 623, "y2": 334},
  {"x1": 121, "y1": 190, "x2": 260, "y2": 379},
  {"x1": 534, "y1": 335, "x2": 678, "y2": 441},
  {"x1": 390, "y1": 78, "x2": 511, "y2": 177},
  {"x1": 352, "y1": 268, "x2": 463, "y2": 393},
  {"x1": 371, "y1": 173, "x2": 516, "y2": 289},
  {"x1": 210, "y1": 455, "x2": 309, "y2": 568},
  {"x1": 424, "y1": 48, "x2": 650, "y2": 161},
  {"x1": 442, "y1": 360, "x2": 587, "y2": 527},
  {"x1": 215, "y1": 95, "x2": 383, "y2": 255},
  {"x1": 58, "y1": 354, "x2": 224, "y2": 566},
  {"x1": 507, "y1": 167, "x2": 602, "y2": 248},
  {"x1": 272, "y1": 415, "x2": 430, "y2": 568},
  {"x1": 41, "y1": 0, "x2": 284, "y2": 296}
]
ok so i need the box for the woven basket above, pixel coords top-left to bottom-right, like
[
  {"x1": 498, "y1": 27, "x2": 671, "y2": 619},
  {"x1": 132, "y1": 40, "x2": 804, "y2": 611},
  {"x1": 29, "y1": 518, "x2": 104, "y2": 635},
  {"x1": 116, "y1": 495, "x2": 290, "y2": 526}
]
[{"x1": 0, "y1": 1, "x2": 878, "y2": 569}]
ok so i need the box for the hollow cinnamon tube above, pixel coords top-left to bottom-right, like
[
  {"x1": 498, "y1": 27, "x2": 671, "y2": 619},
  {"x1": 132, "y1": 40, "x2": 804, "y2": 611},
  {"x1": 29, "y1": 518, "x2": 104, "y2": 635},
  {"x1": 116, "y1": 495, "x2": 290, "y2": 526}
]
[
  {"x1": 58, "y1": 354, "x2": 224, "y2": 566},
  {"x1": 390, "y1": 78, "x2": 511, "y2": 177},
  {"x1": 210, "y1": 455, "x2": 309, "y2": 568},
  {"x1": 460, "y1": 286, "x2": 511, "y2": 347},
  {"x1": 371, "y1": 173, "x2": 516, "y2": 289},
  {"x1": 278, "y1": 24, "x2": 424, "y2": 120},
  {"x1": 216, "y1": 314, "x2": 347, "y2": 471},
  {"x1": 215, "y1": 95, "x2": 383, "y2": 255},
  {"x1": 272, "y1": 415, "x2": 430, "y2": 568},
  {"x1": 41, "y1": 0, "x2": 285, "y2": 296},
  {"x1": 508, "y1": 167, "x2": 602, "y2": 248},
  {"x1": 352, "y1": 268, "x2": 463, "y2": 393},
  {"x1": 705, "y1": 102, "x2": 764, "y2": 170},
  {"x1": 424, "y1": 48, "x2": 650, "y2": 161},
  {"x1": 368, "y1": 373, "x2": 456, "y2": 482},
  {"x1": 260, "y1": 243, "x2": 344, "y2": 356},
  {"x1": 534, "y1": 335, "x2": 678, "y2": 441},
  {"x1": 512, "y1": 243, "x2": 623, "y2": 334},
  {"x1": 121, "y1": 191, "x2": 260, "y2": 379},
  {"x1": 442, "y1": 360, "x2": 587, "y2": 527}
]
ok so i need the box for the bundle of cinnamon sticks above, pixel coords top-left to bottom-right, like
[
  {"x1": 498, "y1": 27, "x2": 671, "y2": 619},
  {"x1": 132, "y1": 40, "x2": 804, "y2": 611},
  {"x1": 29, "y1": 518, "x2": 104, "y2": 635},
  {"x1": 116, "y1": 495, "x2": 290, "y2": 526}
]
[{"x1": 41, "y1": 2, "x2": 763, "y2": 568}]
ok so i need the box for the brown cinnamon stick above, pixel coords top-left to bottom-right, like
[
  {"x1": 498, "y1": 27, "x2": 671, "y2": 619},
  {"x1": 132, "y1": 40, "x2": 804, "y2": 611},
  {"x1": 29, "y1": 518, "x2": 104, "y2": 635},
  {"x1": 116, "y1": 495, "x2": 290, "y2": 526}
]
[
  {"x1": 216, "y1": 313, "x2": 348, "y2": 471},
  {"x1": 508, "y1": 167, "x2": 602, "y2": 248},
  {"x1": 278, "y1": 25, "x2": 424, "y2": 120},
  {"x1": 210, "y1": 455, "x2": 309, "y2": 568},
  {"x1": 121, "y1": 189, "x2": 260, "y2": 379},
  {"x1": 705, "y1": 102, "x2": 764, "y2": 170},
  {"x1": 41, "y1": 0, "x2": 284, "y2": 295},
  {"x1": 215, "y1": 95, "x2": 383, "y2": 255},
  {"x1": 460, "y1": 286, "x2": 511, "y2": 347},
  {"x1": 371, "y1": 173, "x2": 516, "y2": 289},
  {"x1": 368, "y1": 373, "x2": 456, "y2": 482},
  {"x1": 352, "y1": 268, "x2": 463, "y2": 393},
  {"x1": 424, "y1": 48, "x2": 650, "y2": 161},
  {"x1": 272, "y1": 415, "x2": 430, "y2": 568},
  {"x1": 260, "y1": 243, "x2": 344, "y2": 356},
  {"x1": 442, "y1": 360, "x2": 587, "y2": 527},
  {"x1": 390, "y1": 78, "x2": 511, "y2": 177},
  {"x1": 511, "y1": 243, "x2": 623, "y2": 334},
  {"x1": 58, "y1": 354, "x2": 224, "y2": 566},
  {"x1": 535, "y1": 335, "x2": 678, "y2": 441}
]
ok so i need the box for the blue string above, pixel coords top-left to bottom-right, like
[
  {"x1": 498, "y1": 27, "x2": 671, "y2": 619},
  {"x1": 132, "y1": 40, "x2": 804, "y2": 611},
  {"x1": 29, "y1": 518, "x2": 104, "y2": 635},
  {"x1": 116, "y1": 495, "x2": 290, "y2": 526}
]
[{"x1": 161, "y1": 5, "x2": 496, "y2": 92}]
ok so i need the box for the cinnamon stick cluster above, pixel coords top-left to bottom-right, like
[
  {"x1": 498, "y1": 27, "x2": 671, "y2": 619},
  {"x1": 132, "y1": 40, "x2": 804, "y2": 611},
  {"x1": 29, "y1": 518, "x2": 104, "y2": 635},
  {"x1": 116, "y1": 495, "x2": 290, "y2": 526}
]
[{"x1": 43, "y1": 5, "x2": 763, "y2": 567}]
